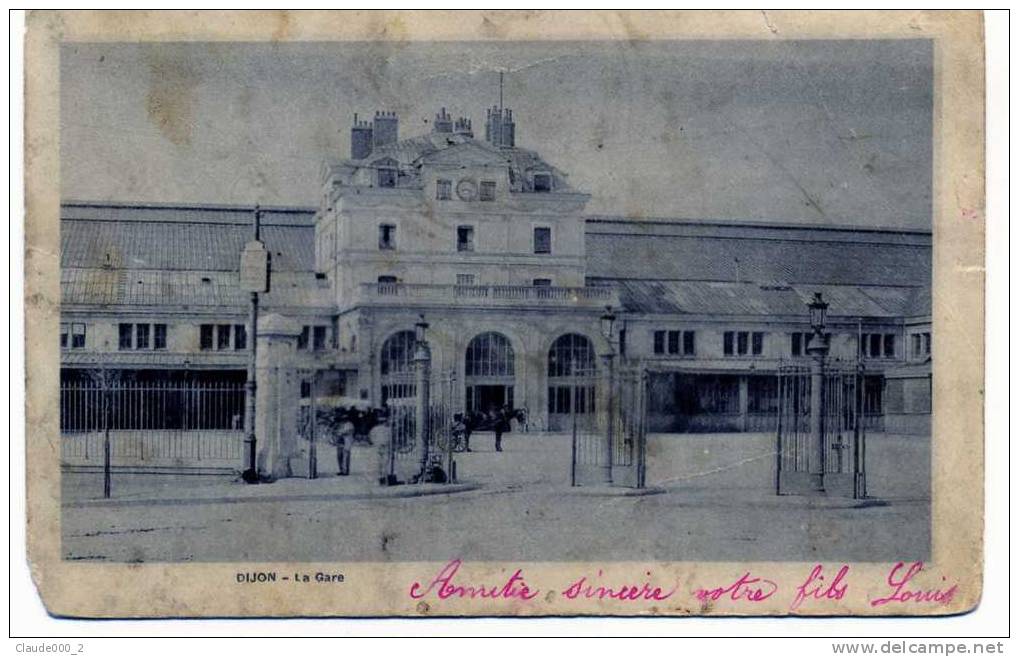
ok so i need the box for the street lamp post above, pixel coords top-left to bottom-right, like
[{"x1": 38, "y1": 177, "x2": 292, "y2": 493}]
[
  {"x1": 805, "y1": 292, "x2": 830, "y2": 487},
  {"x1": 414, "y1": 315, "x2": 432, "y2": 481},
  {"x1": 240, "y1": 204, "x2": 270, "y2": 483},
  {"x1": 600, "y1": 306, "x2": 617, "y2": 485}
]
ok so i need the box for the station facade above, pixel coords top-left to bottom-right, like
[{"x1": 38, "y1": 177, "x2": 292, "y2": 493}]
[{"x1": 60, "y1": 106, "x2": 933, "y2": 435}]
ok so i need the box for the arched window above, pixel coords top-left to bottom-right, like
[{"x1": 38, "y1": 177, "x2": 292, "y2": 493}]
[
  {"x1": 547, "y1": 333, "x2": 598, "y2": 429},
  {"x1": 548, "y1": 333, "x2": 597, "y2": 378},
  {"x1": 380, "y1": 330, "x2": 415, "y2": 375},
  {"x1": 466, "y1": 332, "x2": 515, "y2": 378},
  {"x1": 464, "y1": 332, "x2": 515, "y2": 412},
  {"x1": 380, "y1": 330, "x2": 416, "y2": 402}
]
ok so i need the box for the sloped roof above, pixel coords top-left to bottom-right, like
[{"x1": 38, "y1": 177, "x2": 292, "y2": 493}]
[
  {"x1": 602, "y1": 280, "x2": 921, "y2": 318},
  {"x1": 61, "y1": 268, "x2": 332, "y2": 310},
  {"x1": 903, "y1": 285, "x2": 933, "y2": 317},
  {"x1": 61, "y1": 202, "x2": 316, "y2": 272},
  {"x1": 336, "y1": 133, "x2": 570, "y2": 192},
  {"x1": 585, "y1": 218, "x2": 931, "y2": 287}
]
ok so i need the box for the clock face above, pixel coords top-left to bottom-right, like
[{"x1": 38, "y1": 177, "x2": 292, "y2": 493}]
[{"x1": 456, "y1": 179, "x2": 477, "y2": 201}]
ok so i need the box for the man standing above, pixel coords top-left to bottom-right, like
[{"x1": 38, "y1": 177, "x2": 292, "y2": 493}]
[{"x1": 494, "y1": 405, "x2": 512, "y2": 452}]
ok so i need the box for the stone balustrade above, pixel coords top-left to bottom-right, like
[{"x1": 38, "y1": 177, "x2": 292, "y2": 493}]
[{"x1": 355, "y1": 282, "x2": 618, "y2": 309}]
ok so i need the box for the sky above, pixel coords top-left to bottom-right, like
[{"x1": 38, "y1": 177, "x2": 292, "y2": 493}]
[{"x1": 60, "y1": 39, "x2": 932, "y2": 229}]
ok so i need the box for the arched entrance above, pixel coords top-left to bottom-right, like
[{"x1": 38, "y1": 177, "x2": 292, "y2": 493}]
[
  {"x1": 547, "y1": 333, "x2": 598, "y2": 431},
  {"x1": 379, "y1": 330, "x2": 416, "y2": 403},
  {"x1": 465, "y1": 332, "x2": 515, "y2": 412}
]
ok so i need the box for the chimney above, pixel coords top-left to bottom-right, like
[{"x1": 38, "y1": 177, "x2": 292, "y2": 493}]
[
  {"x1": 350, "y1": 113, "x2": 373, "y2": 160},
  {"x1": 485, "y1": 106, "x2": 502, "y2": 145},
  {"x1": 372, "y1": 111, "x2": 399, "y2": 149},
  {"x1": 433, "y1": 107, "x2": 453, "y2": 133},
  {"x1": 453, "y1": 116, "x2": 473, "y2": 138},
  {"x1": 485, "y1": 106, "x2": 515, "y2": 147},
  {"x1": 501, "y1": 108, "x2": 515, "y2": 148}
]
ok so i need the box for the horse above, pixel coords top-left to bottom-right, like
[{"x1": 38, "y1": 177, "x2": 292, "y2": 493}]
[{"x1": 459, "y1": 406, "x2": 528, "y2": 452}]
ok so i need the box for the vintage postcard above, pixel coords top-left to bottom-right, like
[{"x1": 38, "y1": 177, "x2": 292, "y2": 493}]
[{"x1": 24, "y1": 10, "x2": 985, "y2": 617}]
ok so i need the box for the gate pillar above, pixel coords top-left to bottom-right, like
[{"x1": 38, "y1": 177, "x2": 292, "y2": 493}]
[
  {"x1": 414, "y1": 338, "x2": 432, "y2": 480},
  {"x1": 255, "y1": 313, "x2": 302, "y2": 480}
]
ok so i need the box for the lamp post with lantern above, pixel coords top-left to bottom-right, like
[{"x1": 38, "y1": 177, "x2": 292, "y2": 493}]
[
  {"x1": 805, "y1": 292, "x2": 830, "y2": 484},
  {"x1": 239, "y1": 204, "x2": 270, "y2": 483},
  {"x1": 600, "y1": 306, "x2": 617, "y2": 485}
]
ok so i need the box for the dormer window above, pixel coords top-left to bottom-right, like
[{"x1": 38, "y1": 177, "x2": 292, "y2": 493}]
[
  {"x1": 378, "y1": 167, "x2": 397, "y2": 188},
  {"x1": 378, "y1": 224, "x2": 396, "y2": 250},
  {"x1": 533, "y1": 173, "x2": 552, "y2": 192},
  {"x1": 480, "y1": 180, "x2": 496, "y2": 201}
]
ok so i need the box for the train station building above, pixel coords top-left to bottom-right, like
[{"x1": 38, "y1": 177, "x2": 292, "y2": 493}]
[{"x1": 59, "y1": 106, "x2": 933, "y2": 440}]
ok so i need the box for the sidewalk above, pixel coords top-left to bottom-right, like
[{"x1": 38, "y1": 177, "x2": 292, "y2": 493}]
[{"x1": 63, "y1": 471, "x2": 480, "y2": 508}]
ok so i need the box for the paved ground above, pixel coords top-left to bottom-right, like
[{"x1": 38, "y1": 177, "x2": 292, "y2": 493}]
[{"x1": 61, "y1": 431, "x2": 930, "y2": 563}]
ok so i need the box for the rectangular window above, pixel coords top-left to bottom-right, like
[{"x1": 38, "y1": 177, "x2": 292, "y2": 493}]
[
  {"x1": 436, "y1": 179, "x2": 452, "y2": 200},
  {"x1": 378, "y1": 224, "x2": 396, "y2": 250},
  {"x1": 456, "y1": 225, "x2": 474, "y2": 252},
  {"x1": 60, "y1": 323, "x2": 68, "y2": 349},
  {"x1": 723, "y1": 331, "x2": 759, "y2": 357},
  {"x1": 752, "y1": 332, "x2": 764, "y2": 356},
  {"x1": 479, "y1": 180, "x2": 496, "y2": 201},
  {"x1": 791, "y1": 332, "x2": 802, "y2": 356},
  {"x1": 200, "y1": 324, "x2": 214, "y2": 350},
  {"x1": 667, "y1": 330, "x2": 680, "y2": 355},
  {"x1": 912, "y1": 334, "x2": 922, "y2": 359},
  {"x1": 533, "y1": 173, "x2": 551, "y2": 192},
  {"x1": 152, "y1": 323, "x2": 167, "y2": 350},
  {"x1": 883, "y1": 334, "x2": 896, "y2": 359},
  {"x1": 683, "y1": 331, "x2": 695, "y2": 356},
  {"x1": 71, "y1": 323, "x2": 86, "y2": 349},
  {"x1": 532, "y1": 278, "x2": 552, "y2": 287},
  {"x1": 533, "y1": 227, "x2": 552, "y2": 254},
  {"x1": 297, "y1": 326, "x2": 310, "y2": 350},
  {"x1": 313, "y1": 326, "x2": 327, "y2": 352},
  {"x1": 378, "y1": 168, "x2": 396, "y2": 188},
  {"x1": 135, "y1": 323, "x2": 150, "y2": 350},
  {"x1": 737, "y1": 331, "x2": 749, "y2": 355},
  {"x1": 869, "y1": 333, "x2": 882, "y2": 358},
  {"x1": 233, "y1": 324, "x2": 246, "y2": 350},
  {"x1": 456, "y1": 274, "x2": 476, "y2": 286},
  {"x1": 217, "y1": 324, "x2": 231, "y2": 350},
  {"x1": 619, "y1": 328, "x2": 627, "y2": 357},
  {"x1": 653, "y1": 330, "x2": 665, "y2": 355},
  {"x1": 119, "y1": 323, "x2": 133, "y2": 350},
  {"x1": 924, "y1": 332, "x2": 931, "y2": 356}
]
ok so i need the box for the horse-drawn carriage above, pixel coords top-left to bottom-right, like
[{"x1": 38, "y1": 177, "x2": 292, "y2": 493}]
[
  {"x1": 299, "y1": 396, "x2": 388, "y2": 475},
  {"x1": 440, "y1": 407, "x2": 528, "y2": 453}
]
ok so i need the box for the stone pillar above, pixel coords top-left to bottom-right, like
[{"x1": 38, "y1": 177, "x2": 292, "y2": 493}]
[
  {"x1": 600, "y1": 352, "x2": 615, "y2": 484},
  {"x1": 255, "y1": 313, "x2": 302, "y2": 481},
  {"x1": 355, "y1": 312, "x2": 375, "y2": 403},
  {"x1": 807, "y1": 351, "x2": 826, "y2": 477},
  {"x1": 414, "y1": 338, "x2": 432, "y2": 480}
]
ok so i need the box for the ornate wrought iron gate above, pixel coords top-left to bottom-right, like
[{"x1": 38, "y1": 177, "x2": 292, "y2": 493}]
[
  {"x1": 383, "y1": 369, "x2": 460, "y2": 484},
  {"x1": 571, "y1": 366, "x2": 648, "y2": 488},
  {"x1": 776, "y1": 364, "x2": 867, "y2": 498}
]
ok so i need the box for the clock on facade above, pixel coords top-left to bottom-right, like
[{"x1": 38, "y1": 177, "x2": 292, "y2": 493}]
[{"x1": 456, "y1": 179, "x2": 478, "y2": 201}]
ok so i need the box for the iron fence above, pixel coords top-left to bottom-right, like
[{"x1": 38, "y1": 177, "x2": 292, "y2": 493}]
[{"x1": 60, "y1": 378, "x2": 245, "y2": 468}]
